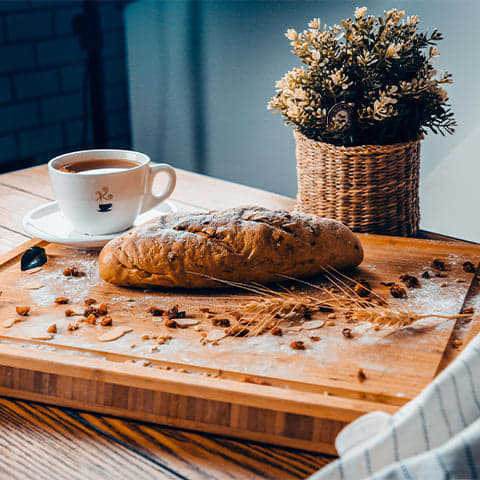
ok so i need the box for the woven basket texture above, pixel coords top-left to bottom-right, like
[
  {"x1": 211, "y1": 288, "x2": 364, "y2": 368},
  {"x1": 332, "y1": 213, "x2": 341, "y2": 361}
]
[{"x1": 294, "y1": 129, "x2": 421, "y2": 236}]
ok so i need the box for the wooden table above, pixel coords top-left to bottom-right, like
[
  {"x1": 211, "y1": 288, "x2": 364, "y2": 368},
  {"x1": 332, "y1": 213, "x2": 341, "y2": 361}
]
[{"x1": 0, "y1": 165, "x2": 336, "y2": 480}]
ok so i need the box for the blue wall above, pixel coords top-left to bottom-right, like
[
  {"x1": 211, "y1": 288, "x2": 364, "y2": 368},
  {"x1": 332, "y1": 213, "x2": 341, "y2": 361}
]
[{"x1": 125, "y1": 0, "x2": 480, "y2": 240}]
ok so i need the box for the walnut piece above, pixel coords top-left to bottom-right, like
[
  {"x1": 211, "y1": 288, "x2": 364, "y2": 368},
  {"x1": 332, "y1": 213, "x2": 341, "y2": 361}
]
[
  {"x1": 16, "y1": 306, "x2": 30, "y2": 316},
  {"x1": 54, "y1": 297, "x2": 69, "y2": 305},
  {"x1": 47, "y1": 324, "x2": 57, "y2": 334},
  {"x1": 390, "y1": 284, "x2": 407, "y2": 298},
  {"x1": 101, "y1": 315, "x2": 113, "y2": 326},
  {"x1": 290, "y1": 340, "x2": 305, "y2": 350},
  {"x1": 271, "y1": 327, "x2": 283, "y2": 336},
  {"x1": 84, "y1": 298, "x2": 97, "y2": 306},
  {"x1": 63, "y1": 266, "x2": 85, "y2": 277},
  {"x1": 212, "y1": 318, "x2": 230, "y2": 327},
  {"x1": 85, "y1": 313, "x2": 97, "y2": 325},
  {"x1": 463, "y1": 261, "x2": 476, "y2": 273},
  {"x1": 357, "y1": 369, "x2": 367, "y2": 383},
  {"x1": 399, "y1": 274, "x2": 419, "y2": 289},
  {"x1": 342, "y1": 328, "x2": 353, "y2": 338}
]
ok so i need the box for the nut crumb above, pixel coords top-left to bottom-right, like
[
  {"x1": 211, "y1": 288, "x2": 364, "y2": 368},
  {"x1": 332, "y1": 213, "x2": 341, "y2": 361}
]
[
  {"x1": 85, "y1": 313, "x2": 97, "y2": 325},
  {"x1": 463, "y1": 261, "x2": 476, "y2": 273},
  {"x1": 455, "y1": 278, "x2": 465, "y2": 283},
  {"x1": 67, "y1": 322, "x2": 79, "y2": 331},
  {"x1": 390, "y1": 284, "x2": 407, "y2": 298},
  {"x1": 16, "y1": 306, "x2": 30, "y2": 316},
  {"x1": 354, "y1": 280, "x2": 371, "y2": 297},
  {"x1": 148, "y1": 307, "x2": 164, "y2": 316},
  {"x1": 97, "y1": 303, "x2": 108, "y2": 315},
  {"x1": 421, "y1": 271, "x2": 431, "y2": 279},
  {"x1": 54, "y1": 297, "x2": 69, "y2": 305},
  {"x1": 327, "y1": 313, "x2": 336, "y2": 319},
  {"x1": 141, "y1": 334, "x2": 150, "y2": 340},
  {"x1": 212, "y1": 318, "x2": 230, "y2": 327},
  {"x1": 435, "y1": 272, "x2": 448, "y2": 278},
  {"x1": 357, "y1": 369, "x2": 367, "y2": 383},
  {"x1": 241, "y1": 376, "x2": 270, "y2": 385},
  {"x1": 431, "y1": 258, "x2": 446, "y2": 271},
  {"x1": 130, "y1": 344, "x2": 136, "y2": 348},
  {"x1": 84, "y1": 298, "x2": 97, "y2": 306},
  {"x1": 165, "y1": 318, "x2": 177, "y2": 328},
  {"x1": 290, "y1": 340, "x2": 305, "y2": 350},
  {"x1": 452, "y1": 339, "x2": 463, "y2": 348},
  {"x1": 65, "y1": 309, "x2": 78, "y2": 317},
  {"x1": 310, "y1": 336, "x2": 321, "y2": 342},
  {"x1": 47, "y1": 324, "x2": 57, "y2": 334},
  {"x1": 326, "y1": 321, "x2": 336, "y2": 326},
  {"x1": 63, "y1": 266, "x2": 85, "y2": 277},
  {"x1": 342, "y1": 328, "x2": 353, "y2": 339},
  {"x1": 271, "y1": 327, "x2": 283, "y2": 336},
  {"x1": 440, "y1": 282, "x2": 447, "y2": 288},
  {"x1": 399, "y1": 274, "x2": 419, "y2": 289},
  {"x1": 101, "y1": 315, "x2": 112, "y2": 326}
]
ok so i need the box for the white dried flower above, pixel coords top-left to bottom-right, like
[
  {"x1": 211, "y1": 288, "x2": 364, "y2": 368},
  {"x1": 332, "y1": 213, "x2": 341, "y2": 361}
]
[{"x1": 355, "y1": 7, "x2": 367, "y2": 19}]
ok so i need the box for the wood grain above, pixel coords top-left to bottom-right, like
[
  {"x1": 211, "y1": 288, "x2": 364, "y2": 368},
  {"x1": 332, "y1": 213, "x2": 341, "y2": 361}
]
[{"x1": 0, "y1": 165, "x2": 335, "y2": 479}]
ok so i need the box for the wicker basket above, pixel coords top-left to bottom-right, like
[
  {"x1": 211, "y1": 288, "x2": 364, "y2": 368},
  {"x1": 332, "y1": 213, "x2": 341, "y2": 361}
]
[{"x1": 294, "y1": 129, "x2": 421, "y2": 236}]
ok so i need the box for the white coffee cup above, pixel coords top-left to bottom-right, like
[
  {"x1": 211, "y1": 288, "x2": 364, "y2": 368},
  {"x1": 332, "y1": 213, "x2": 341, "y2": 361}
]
[{"x1": 48, "y1": 149, "x2": 176, "y2": 235}]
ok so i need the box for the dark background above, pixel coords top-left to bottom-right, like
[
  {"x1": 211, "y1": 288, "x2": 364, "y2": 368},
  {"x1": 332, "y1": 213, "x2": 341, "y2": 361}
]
[{"x1": 0, "y1": 0, "x2": 131, "y2": 173}]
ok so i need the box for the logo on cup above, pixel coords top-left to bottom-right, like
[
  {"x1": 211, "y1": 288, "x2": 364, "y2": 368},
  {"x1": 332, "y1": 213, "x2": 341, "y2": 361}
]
[{"x1": 96, "y1": 186, "x2": 113, "y2": 212}]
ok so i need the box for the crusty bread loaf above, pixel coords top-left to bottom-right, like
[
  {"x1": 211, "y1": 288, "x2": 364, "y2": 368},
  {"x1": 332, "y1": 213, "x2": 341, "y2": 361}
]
[{"x1": 98, "y1": 206, "x2": 363, "y2": 288}]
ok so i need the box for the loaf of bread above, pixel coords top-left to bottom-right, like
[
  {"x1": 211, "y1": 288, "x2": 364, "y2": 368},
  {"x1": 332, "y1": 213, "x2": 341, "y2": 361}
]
[{"x1": 98, "y1": 206, "x2": 363, "y2": 288}]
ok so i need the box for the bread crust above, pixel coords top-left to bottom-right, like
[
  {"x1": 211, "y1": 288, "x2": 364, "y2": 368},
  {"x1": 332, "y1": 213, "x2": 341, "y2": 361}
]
[{"x1": 98, "y1": 206, "x2": 364, "y2": 288}]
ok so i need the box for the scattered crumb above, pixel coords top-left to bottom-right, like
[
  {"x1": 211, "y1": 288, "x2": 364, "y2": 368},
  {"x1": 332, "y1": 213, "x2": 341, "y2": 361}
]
[
  {"x1": 399, "y1": 274, "x2": 419, "y2": 289},
  {"x1": 431, "y1": 258, "x2": 447, "y2": 271},
  {"x1": 101, "y1": 315, "x2": 113, "y2": 326},
  {"x1": 455, "y1": 278, "x2": 465, "y2": 283},
  {"x1": 435, "y1": 272, "x2": 448, "y2": 278},
  {"x1": 165, "y1": 319, "x2": 177, "y2": 328},
  {"x1": 326, "y1": 321, "x2": 336, "y2": 326},
  {"x1": 327, "y1": 313, "x2": 336, "y2": 319},
  {"x1": 357, "y1": 369, "x2": 367, "y2": 383},
  {"x1": 421, "y1": 271, "x2": 431, "y2": 279},
  {"x1": 440, "y1": 282, "x2": 447, "y2": 288},
  {"x1": 271, "y1": 327, "x2": 283, "y2": 336},
  {"x1": 452, "y1": 339, "x2": 463, "y2": 349},
  {"x1": 141, "y1": 334, "x2": 150, "y2": 340},
  {"x1": 84, "y1": 298, "x2": 97, "y2": 306},
  {"x1": 67, "y1": 322, "x2": 79, "y2": 331},
  {"x1": 85, "y1": 313, "x2": 97, "y2": 325},
  {"x1": 148, "y1": 306, "x2": 164, "y2": 316},
  {"x1": 290, "y1": 340, "x2": 305, "y2": 350},
  {"x1": 97, "y1": 303, "x2": 108, "y2": 315},
  {"x1": 342, "y1": 328, "x2": 353, "y2": 339},
  {"x1": 63, "y1": 266, "x2": 85, "y2": 277},
  {"x1": 310, "y1": 336, "x2": 321, "y2": 342},
  {"x1": 241, "y1": 376, "x2": 271, "y2": 385},
  {"x1": 463, "y1": 261, "x2": 476, "y2": 273},
  {"x1": 65, "y1": 309, "x2": 78, "y2": 317},
  {"x1": 47, "y1": 324, "x2": 57, "y2": 334},
  {"x1": 54, "y1": 297, "x2": 69, "y2": 305},
  {"x1": 390, "y1": 284, "x2": 407, "y2": 298},
  {"x1": 16, "y1": 306, "x2": 30, "y2": 316},
  {"x1": 354, "y1": 280, "x2": 371, "y2": 297},
  {"x1": 212, "y1": 318, "x2": 230, "y2": 327}
]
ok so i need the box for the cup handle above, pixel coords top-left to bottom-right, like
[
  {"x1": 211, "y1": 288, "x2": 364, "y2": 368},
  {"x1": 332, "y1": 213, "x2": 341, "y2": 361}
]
[{"x1": 140, "y1": 163, "x2": 176, "y2": 213}]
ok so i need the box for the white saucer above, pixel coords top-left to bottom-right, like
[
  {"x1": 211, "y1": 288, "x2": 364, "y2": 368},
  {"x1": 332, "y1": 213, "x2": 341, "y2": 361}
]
[{"x1": 22, "y1": 200, "x2": 178, "y2": 249}]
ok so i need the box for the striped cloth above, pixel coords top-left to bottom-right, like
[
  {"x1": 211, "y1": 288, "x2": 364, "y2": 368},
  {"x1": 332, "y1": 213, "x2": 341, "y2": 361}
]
[{"x1": 310, "y1": 333, "x2": 480, "y2": 480}]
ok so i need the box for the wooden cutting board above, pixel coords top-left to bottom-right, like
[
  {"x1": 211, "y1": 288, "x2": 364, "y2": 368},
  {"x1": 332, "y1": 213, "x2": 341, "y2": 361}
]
[{"x1": 0, "y1": 235, "x2": 479, "y2": 455}]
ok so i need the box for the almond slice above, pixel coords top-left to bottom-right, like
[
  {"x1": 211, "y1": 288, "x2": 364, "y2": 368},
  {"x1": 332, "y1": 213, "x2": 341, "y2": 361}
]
[
  {"x1": 23, "y1": 282, "x2": 44, "y2": 290},
  {"x1": 302, "y1": 320, "x2": 325, "y2": 330},
  {"x1": 26, "y1": 266, "x2": 43, "y2": 274},
  {"x1": 98, "y1": 326, "x2": 133, "y2": 342},
  {"x1": 2, "y1": 318, "x2": 20, "y2": 328},
  {"x1": 206, "y1": 329, "x2": 226, "y2": 342},
  {"x1": 175, "y1": 318, "x2": 200, "y2": 327},
  {"x1": 30, "y1": 334, "x2": 53, "y2": 340}
]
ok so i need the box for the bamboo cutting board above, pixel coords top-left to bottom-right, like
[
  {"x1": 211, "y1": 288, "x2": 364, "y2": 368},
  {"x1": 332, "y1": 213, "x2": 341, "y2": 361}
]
[{"x1": 0, "y1": 235, "x2": 479, "y2": 454}]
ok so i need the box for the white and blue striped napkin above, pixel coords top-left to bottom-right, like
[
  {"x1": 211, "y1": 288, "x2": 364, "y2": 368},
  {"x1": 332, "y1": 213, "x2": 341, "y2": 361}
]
[{"x1": 310, "y1": 333, "x2": 480, "y2": 480}]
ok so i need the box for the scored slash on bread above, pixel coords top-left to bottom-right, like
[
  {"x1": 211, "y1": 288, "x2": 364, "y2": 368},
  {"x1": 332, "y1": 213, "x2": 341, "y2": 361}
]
[{"x1": 98, "y1": 206, "x2": 363, "y2": 288}]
